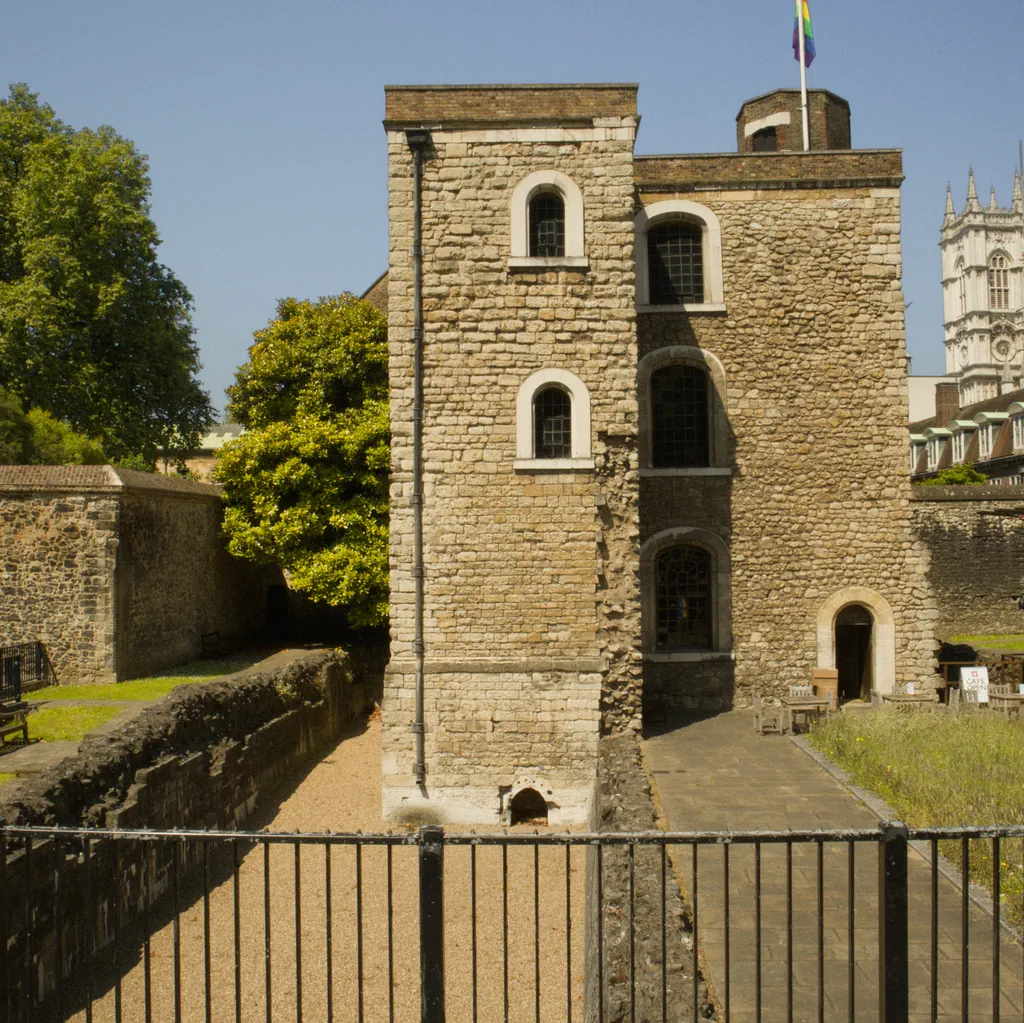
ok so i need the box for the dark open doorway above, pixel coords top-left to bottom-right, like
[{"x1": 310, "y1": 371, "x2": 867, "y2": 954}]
[{"x1": 835, "y1": 604, "x2": 873, "y2": 702}]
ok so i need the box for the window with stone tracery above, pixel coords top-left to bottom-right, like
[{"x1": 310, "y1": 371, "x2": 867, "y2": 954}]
[
  {"x1": 655, "y1": 545, "x2": 712, "y2": 650},
  {"x1": 989, "y1": 254, "x2": 1010, "y2": 310}
]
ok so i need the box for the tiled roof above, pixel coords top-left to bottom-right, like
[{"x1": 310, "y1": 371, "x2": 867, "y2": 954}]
[{"x1": 911, "y1": 387, "x2": 1024, "y2": 433}]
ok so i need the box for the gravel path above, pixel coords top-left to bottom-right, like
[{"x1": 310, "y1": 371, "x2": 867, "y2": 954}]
[{"x1": 67, "y1": 717, "x2": 587, "y2": 1023}]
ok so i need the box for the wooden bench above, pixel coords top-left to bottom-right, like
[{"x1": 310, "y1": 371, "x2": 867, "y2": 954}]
[{"x1": 0, "y1": 702, "x2": 30, "y2": 747}]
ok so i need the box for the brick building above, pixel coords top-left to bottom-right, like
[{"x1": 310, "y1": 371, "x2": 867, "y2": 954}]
[{"x1": 381, "y1": 84, "x2": 936, "y2": 825}]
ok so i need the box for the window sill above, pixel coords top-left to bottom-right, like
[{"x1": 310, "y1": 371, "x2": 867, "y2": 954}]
[
  {"x1": 508, "y1": 256, "x2": 589, "y2": 271},
  {"x1": 644, "y1": 650, "x2": 735, "y2": 663},
  {"x1": 514, "y1": 457, "x2": 594, "y2": 473},
  {"x1": 637, "y1": 303, "x2": 727, "y2": 314},
  {"x1": 641, "y1": 467, "x2": 733, "y2": 478}
]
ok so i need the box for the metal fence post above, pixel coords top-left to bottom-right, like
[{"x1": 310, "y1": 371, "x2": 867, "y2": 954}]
[
  {"x1": 419, "y1": 826, "x2": 445, "y2": 1023},
  {"x1": 879, "y1": 822, "x2": 909, "y2": 1022}
]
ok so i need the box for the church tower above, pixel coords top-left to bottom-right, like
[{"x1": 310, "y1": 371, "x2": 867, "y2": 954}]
[{"x1": 941, "y1": 169, "x2": 1024, "y2": 405}]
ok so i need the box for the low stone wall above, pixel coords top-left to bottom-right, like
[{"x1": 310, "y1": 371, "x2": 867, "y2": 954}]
[
  {"x1": 0, "y1": 648, "x2": 377, "y2": 1009},
  {"x1": 585, "y1": 734, "x2": 713, "y2": 1022},
  {"x1": 911, "y1": 486, "x2": 1024, "y2": 638}
]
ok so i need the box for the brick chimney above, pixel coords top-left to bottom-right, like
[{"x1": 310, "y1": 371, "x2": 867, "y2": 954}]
[{"x1": 934, "y1": 382, "x2": 960, "y2": 425}]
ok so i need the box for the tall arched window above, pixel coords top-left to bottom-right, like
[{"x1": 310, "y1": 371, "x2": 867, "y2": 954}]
[
  {"x1": 650, "y1": 365, "x2": 709, "y2": 467},
  {"x1": 956, "y1": 260, "x2": 966, "y2": 316},
  {"x1": 647, "y1": 221, "x2": 704, "y2": 304},
  {"x1": 656, "y1": 546, "x2": 712, "y2": 650},
  {"x1": 989, "y1": 254, "x2": 1010, "y2": 310},
  {"x1": 529, "y1": 192, "x2": 565, "y2": 257},
  {"x1": 533, "y1": 386, "x2": 571, "y2": 458}
]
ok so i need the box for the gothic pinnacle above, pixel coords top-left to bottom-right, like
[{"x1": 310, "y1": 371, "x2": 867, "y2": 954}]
[
  {"x1": 989, "y1": 185, "x2": 998, "y2": 211},
  {"x1": 1014, "y1": 170, "x2": 1022, "y2": 208},
  {"x1": 966, "y1": 167, "x2": 980, "y2": 212},
  {"x1": 945, "y1": 183, "x2": 955, "y2": 218}
]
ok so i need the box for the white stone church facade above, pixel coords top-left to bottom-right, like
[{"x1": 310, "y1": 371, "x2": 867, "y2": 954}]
[{"x1": 941, "y1": 170, "x2": 1024, "y2": 405}]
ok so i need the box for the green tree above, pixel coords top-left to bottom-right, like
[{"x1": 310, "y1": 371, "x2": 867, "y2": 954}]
[
  {"x1": 0, "y1": 84, "x2": 213, "y2": 459},
  {"x1": 0, "y1": 385, "x2": 106, "y2": 464},
  {"x1": 917, "y1": 463, "x2": 988, "y2": 486},
  {"x1": 217, "y1": 295, "x2": 389, "y2": 627}
]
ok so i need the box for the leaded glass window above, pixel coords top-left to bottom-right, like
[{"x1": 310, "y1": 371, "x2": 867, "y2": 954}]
[
  {"x1": 529, "y1": 192, "x2": 565, "y2": 257},
  {"x1": 751, "y1": 127, "x2": 777, "y2": 152},
  {"x1": 651, "y1": 365, "x2": 709, "y2": 467},
  {"x1": 989, "y1": 254, "x2": 1010, "y2": 310},
  {"x1": 534, "y1": 386, "x2": 571, "y2": 458},
  {"x1": 647, "y1": 222, "x2": 704, "y2": 304},
  {"x1": 656, "y1": 546, "x2": 712, "y2": 650}
]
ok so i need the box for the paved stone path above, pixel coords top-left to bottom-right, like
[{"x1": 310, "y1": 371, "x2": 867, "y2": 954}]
[{"x1": 644, "y1": 711, "x2": 1024, "y2": 1023}]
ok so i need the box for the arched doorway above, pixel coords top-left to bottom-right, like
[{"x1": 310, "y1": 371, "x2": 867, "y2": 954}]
[
  {"x1": 816, "y1": 586, "x2": 896, "y2": 696},
  {"x1": 835, "y1": 604, "x2": 873, "y2": 702}
]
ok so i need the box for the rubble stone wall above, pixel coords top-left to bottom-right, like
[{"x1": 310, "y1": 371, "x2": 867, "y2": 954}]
[
  {"x1": 638, "y1": 182, "x2": 936, "y2": 711},
  {"x1": 910, "y1": 485, "x2": 1024, "y2": 638}
]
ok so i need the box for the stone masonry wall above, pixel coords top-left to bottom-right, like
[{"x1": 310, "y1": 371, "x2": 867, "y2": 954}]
[
  {"x1": 0, "y1": 466, "x2": 273, "y2": 683},
  {"x1": 0, "y1": 488, "x2": 119, "y2": 683},
  {"x1": 638, "y1": 181, "x2": 936, "y2": 710},
  {"x1": 383, "y1": 85, "x2": 641, "y2": 823},
  {"x1": 115, "y1": 488, "x2": 272, "y2": 678},
  {"x1": 0, "y1": 649, "x2": 375, "y2": 1010},
  {"x1": 911, "y1": 485, "x2": 1024, "y2": 637}
]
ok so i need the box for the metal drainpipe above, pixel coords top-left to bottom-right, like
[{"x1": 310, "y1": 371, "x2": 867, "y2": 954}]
[{"x1": 406, "y1": 129, "x2": 431, "y2": 788}]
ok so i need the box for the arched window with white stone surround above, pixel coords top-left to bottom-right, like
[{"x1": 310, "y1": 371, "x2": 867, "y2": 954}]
[
  {"x1": 514, "y1": 368, "x2": 593, "y2": 471},
  {"x1": 956, "y1": 258, "x2": 966, "y2": 316},
  {"x1": 509, "y1": 171, "x2": 586, "y2": 269},
  {"x1": 635, "y1": 200, "x2": 724, "y2": 311}
]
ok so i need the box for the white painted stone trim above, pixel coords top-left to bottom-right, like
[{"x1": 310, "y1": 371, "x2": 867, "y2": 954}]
[
  {"x1": 510, "y1": 170, "x2": 585, "y2": 260},
  {"x1": 815, "y1": 587, "x2": 896, "y2": 695},
  {"x1": 637, "y1": 345, "x2": 730, "y2": 470},
  {"x1": 639, "y1": 526, "x2": 732, "y2": 654},
  {"x1": 515, "y1": 367, "x2": 592, "y2": 463},
  {"x1": 635, "y1": 199, "x2": 724, "y2": 307},
  {"x1": 743, "y1": 111, "x2": 791, "y2": 138}
]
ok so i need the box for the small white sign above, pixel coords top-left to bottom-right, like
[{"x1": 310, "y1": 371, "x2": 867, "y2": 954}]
[{"x1": 960, "y1": 666, "x2": 990, "y2": 703}]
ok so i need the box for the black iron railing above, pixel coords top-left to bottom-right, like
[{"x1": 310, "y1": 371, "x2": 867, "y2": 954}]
[
  {"x1": 0, "y1": 823, "x2": 1022, "y2": 1022},
  {"x1": 1, "y1": 642, "x2": 52, "y2": 702}
]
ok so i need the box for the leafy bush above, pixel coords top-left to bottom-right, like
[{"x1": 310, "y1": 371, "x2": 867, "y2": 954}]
[{"x1": 916, "y1": 463, "x2": 987, "y2": 485}]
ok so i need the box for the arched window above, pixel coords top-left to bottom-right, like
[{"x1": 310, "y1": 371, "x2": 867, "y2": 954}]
[
  {"x1": 509, "y1": 171, "x2": 586, "y2": 268},
  {"x1": 656, "y1": 546, "x2": 712, "y2": 651},
  {"x1": 647, "y1": 222, "x2": 704, "y2": 305},
  {"x1": 989, "y1": 254, "x2": 1010, "y2": 310},
  {"x1": 751, "y1": 126, "x2": 777, "y2": 151},
  {"x1": 529, "y1": 192, "x2": 565, "y2": 257},
  {"x1": 650, "y1": 364, "x2": 709, "y2": 467},
  {"x1": 514, "y1": 368, "x2": 593, "y2": 471},
  {"x1": 534, "y1": 386, "x2": 571, "y2": 458},
  {"x1": 635, "y1": 200, "x2": 724, "y2": 309},
  {"x1": 956, "y1": 259, "x2": 966, "y2": 316}
]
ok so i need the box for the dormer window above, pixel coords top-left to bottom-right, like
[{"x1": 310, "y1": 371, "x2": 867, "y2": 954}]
[
  {"x1": 926, "y1": 436, "x2": 943, "y2": 470},
  {"x1": 979, "y1": 423, "x2": 994, "y2": 459},
  {"x1": 1013, "y1": 413, "x2": 1024, "y2": 451},
  {"x1": 529, "y1": 192, "x2": 565, "y2": 257},
  {"x1": 951, "y1": 432, "x2": 965, "y2": 464}
]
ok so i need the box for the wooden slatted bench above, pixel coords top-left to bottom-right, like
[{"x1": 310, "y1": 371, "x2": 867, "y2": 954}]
[{"x1": 0, "y1": 702, "x2": 31, "y2": 747}]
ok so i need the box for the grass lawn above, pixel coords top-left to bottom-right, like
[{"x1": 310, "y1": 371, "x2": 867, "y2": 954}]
[
  {"x1": 26, "y1": 656, "x2": 258, "y2": 702},
  {"x1": 27, "y1": 705, "x2": 122, "y2": 743},
  {"x1": 809, "y1": 709, "x2": 1024, "y2": 928},
  {"x1": 948, "y1": 633, "x2": 1024, "y2": 652}
]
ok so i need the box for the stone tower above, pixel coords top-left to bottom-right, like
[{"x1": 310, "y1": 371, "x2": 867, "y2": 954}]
[
  {"x1": 382, "y1": 85, "x2": 642, "y2": 825},
  {"x1": 941, "y1": 169, "x2": 1024, "y2": 405}
]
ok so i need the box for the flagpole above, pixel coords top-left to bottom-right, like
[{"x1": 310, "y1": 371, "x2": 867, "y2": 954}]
[{"x1": 797, "y1": 1, "x2": 810, "y2": 151}]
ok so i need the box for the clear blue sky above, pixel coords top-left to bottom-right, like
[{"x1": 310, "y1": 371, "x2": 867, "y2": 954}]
[{"x1": 5, "y1": 0, "x2": 1023, "y2": 413}]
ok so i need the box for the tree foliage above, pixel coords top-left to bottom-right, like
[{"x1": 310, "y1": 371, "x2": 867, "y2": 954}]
[
  {"x1": 0, "y1": 385, "x2": 106, "y2": 464},
  {"x1": 0, "y1": 84, "x2": 213, "y2": 459},
  {"x1": 217, "y1": 295, "x2": 389, "y2": 628},
  {"x1": 917, "y1": 463, "x2": 988, "y2": 486}
]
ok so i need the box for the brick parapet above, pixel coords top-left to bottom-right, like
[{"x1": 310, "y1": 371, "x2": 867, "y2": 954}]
[
  {"x1": 384, "y1": 83, "x2": 638, "y2": 124},
  {"x1": 635, "y1": 149, "x2": 902, "y2": 191}
]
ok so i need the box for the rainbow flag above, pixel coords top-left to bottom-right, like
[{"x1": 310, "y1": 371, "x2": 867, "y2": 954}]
[{"x1": 792, "y1": 0, "x2": 816, "y2": 67}]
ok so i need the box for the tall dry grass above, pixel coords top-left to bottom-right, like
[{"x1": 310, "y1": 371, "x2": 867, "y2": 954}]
[{"x1": 809, "y1": 708, "x2": 1024, "y2": 928}]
